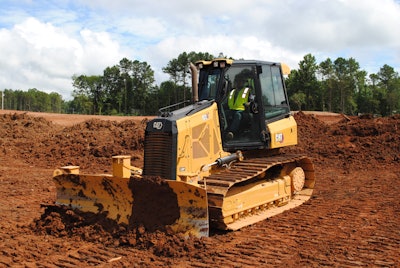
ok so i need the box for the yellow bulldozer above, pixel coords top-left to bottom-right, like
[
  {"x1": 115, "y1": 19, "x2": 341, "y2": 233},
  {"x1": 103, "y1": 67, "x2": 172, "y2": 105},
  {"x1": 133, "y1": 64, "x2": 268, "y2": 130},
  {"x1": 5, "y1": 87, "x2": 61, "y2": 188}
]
[{"x1": 52, "y1": 58, "x2": 315, "y2": 238}]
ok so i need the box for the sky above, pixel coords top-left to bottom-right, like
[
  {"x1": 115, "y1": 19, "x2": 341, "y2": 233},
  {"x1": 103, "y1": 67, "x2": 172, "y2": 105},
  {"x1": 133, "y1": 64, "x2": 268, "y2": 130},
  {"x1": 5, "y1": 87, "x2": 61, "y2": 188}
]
[{"x1": 0, "y1": 0, "x2": 399, "y2": 100}]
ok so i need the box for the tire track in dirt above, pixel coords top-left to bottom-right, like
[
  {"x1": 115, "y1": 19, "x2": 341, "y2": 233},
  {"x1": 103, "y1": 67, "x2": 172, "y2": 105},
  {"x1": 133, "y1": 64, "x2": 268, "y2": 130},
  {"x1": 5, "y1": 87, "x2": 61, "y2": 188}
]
[
  {"x1": 166, "y1": 168, "x2": 400, "y2": 267},
  {"x1": 54, "y1": 246, "x2": 136, "y2": 267},
  {"x1": 0, "y1": 230, "x2": 167, "y2": 268}
]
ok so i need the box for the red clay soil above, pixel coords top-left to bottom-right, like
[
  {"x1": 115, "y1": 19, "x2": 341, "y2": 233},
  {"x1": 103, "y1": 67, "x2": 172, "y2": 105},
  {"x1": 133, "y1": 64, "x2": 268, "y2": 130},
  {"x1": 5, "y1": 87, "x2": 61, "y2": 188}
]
[{"x1": 0, "y1": 110, "x2": 399, "y2": 267}]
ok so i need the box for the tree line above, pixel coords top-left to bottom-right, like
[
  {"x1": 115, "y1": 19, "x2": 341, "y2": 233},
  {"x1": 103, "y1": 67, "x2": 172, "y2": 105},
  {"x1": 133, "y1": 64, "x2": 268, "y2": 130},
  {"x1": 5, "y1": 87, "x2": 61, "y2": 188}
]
[
  {"x1": 287, "y1": 54, "x2": 400, "y2": 116},
  {"x1": 0, "y1": 88, "x2": 63, "y2": 113},
  {"x1": 1, "y1": 52, "x2": 399, "y2": 116}
]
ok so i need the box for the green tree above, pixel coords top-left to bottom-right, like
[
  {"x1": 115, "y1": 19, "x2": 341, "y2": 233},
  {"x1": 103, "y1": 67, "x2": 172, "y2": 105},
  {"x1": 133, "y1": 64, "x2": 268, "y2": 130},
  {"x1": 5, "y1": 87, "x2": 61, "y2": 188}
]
[
  {"x1": 69, "y1": 58, "x2": 156, "y2": 115},
  {"x1": 319, "y1": 58, "x2": 335, "y2": 112},
  {"x1": 157, "y1": 80, "x2": 176, "y2": 109},
  {"x1": 102, "y1": 65, "x2": 124, "y2": 114},
  {"x1": 72, "y1": 75, "x2": 103, "y2": 114},
  {"x1": 286, "y1": 54, "x2": 320, "y2": 110},
  {"x1": 144, "y1": 85, "x2": 161, "y2": 115},
  {"x1": 131, "y1": 60, "x2": 155, "y2": 115},
  {"x1": 163, "y1": 51, "x2": 214, "y2": 104},
  {"x1": 356, "y1": 73, "x2": 377, "y2": 115},
  {"x1": 290, "y1": 92, "x2": 306, "y2": 111},
  {"x1": 115, "y1": 58, "x2": 155, "y2": 115},
  {"x1": 118, "y1": 58, "x2": 134, "y2": 114},
  {"x1": 26, "y1": 88, "x2": 51, "y2": 112},
  {"x1": 331, "y1": 57, "x2": 365, "y2": 115},
  {"x1": 49, "y1": 92, "x2": 63, "y2": 113},
  {"x1": 1, "y1": 88, "x2": 63, "y2": 112},
  {"x1": 66, "y1": 94, "x2": 92, "y2": 114},
  {"x1": 373, "y1": 64, "x2": 400, "y2": 116}
]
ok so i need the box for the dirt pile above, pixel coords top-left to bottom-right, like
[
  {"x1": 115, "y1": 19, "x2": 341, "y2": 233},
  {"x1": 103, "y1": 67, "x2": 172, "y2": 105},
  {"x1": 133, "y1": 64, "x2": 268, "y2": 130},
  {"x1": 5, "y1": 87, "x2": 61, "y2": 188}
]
[
  {"x1": 0, "y1": 113, "x2": 146, "y2": 172},
  {"x1": 0, "y1": 113, "x2": 59, "y2": 158},
  {"x1": 288, "y1": 112, "x2": 400, "y2": 170}
]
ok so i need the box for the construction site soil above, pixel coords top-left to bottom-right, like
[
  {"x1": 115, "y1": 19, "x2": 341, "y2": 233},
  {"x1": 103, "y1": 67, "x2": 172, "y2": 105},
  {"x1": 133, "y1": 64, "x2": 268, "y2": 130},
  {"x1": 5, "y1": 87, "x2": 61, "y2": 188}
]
[{"x1": 0, "y1": 110, "x2": 399, "y2": 267}]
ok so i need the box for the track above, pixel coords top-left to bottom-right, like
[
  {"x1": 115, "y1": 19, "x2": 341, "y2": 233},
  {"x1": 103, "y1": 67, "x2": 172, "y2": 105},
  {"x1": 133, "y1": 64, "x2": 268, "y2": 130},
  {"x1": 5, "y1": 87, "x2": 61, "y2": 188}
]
[{"x1": 201, "y1": 154, "x2": 315, "y2": 230}]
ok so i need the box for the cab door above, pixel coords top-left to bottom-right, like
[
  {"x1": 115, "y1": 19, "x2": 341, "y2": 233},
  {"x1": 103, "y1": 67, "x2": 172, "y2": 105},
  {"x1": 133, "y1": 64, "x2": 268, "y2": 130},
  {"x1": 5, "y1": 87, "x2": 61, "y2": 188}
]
[{"x1": 220, "y1": 65, "x2": 264, "y2": 151}]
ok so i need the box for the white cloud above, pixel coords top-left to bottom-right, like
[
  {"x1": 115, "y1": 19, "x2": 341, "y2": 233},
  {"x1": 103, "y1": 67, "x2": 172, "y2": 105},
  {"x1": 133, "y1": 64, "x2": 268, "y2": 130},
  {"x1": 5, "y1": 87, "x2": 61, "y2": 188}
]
[
  {"x1": 78, "y1": 29, "x2": 125, "y2": 73},
  {"x1": 0, "y1": 17, "x2": 126, "y2": 99},
  {"x1": 113, "y1": 17, "x2": 167, "y2": 39}
]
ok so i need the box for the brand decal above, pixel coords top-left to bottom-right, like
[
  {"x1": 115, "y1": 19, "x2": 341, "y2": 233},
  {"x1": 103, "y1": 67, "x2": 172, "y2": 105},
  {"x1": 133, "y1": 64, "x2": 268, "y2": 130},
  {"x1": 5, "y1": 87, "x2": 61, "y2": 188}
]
[
  {"x1": 275, "y1": 133, "x2": 284, "y2": 143},
  {"x1": 153, "y1": 121, "x2": 163, "y2": 130}
]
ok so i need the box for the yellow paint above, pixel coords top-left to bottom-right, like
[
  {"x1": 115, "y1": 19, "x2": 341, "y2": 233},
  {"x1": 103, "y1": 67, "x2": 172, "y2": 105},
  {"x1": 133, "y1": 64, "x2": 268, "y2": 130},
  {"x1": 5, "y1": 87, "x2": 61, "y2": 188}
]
[
  {"x1": 280, "y1": 63, "x2": 291, "y2": 75},
  {"x1": 53, "y1": 165, "x2": 209, "y2": 238},
  {"x1": 175, "y1": 102, "x2": 229, "y2": 181},
  {"x1": 222, "y1": 176, "x2": 291, "y2": 221},
  {"x1": 112, "y1": 155, "x2": 131, "y2": 178},
  {"x1": 53, "y1": 173, "x2": 133, "y2": 225},
  {"x1": 267, "y1": 115, "x2": 298, "y2": 148}
]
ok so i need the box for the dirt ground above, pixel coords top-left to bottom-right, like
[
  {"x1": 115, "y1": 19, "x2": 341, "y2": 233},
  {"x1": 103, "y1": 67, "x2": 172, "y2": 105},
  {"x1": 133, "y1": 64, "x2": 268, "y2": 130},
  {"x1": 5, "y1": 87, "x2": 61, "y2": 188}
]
[{"x1": 0, "y1": 109, "x2": 399, "y2": 267}]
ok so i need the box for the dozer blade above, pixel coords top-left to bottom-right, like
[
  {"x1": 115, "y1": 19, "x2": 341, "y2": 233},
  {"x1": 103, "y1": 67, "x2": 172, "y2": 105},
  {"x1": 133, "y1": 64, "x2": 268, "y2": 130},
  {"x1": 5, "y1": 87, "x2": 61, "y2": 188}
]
[
  {"x1": 166, "y1": 180, "x2": 209, "y2": 237},
  {"x1": 53, "y1": 171, "x2": 134, "y2": 225},
  {"x1": 52, "y1": 167, "x2": 209, "y2": 237},
  {"x1": 128, "y1": 177, "x2": 209, "y2": 237}
]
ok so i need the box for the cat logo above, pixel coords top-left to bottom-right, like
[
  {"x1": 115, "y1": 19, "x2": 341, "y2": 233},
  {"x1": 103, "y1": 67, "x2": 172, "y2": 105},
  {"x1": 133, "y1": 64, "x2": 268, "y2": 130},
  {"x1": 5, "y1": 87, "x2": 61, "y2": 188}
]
[
  {"x1": 153, "y1": 121, "x2": 163, "y2": 130},
  {"x1": 275, "y1": 133, "x2": 284, "y2": 143}
]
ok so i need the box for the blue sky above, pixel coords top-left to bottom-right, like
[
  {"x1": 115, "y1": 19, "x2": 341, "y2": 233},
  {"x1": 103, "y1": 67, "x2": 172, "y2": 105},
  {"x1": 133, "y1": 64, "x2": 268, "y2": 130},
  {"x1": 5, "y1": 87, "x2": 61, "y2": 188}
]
[{"x1": 1, "y1": 0, "x2": 400, "y2": 100}]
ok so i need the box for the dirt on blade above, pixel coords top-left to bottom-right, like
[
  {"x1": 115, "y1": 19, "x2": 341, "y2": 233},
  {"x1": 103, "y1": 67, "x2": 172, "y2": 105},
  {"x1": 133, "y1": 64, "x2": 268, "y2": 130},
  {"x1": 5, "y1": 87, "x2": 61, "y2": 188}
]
[{"x1": 0, "y1": 109, "x2": 399, "y2": 267}]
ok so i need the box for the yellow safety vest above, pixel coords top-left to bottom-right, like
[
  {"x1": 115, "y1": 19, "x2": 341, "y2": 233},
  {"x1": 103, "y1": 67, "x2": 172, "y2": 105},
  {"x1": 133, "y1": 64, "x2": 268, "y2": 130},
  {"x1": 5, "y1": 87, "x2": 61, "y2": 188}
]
[{"x1": 228, "y1": 87, "x2": 250, "y2": 111}]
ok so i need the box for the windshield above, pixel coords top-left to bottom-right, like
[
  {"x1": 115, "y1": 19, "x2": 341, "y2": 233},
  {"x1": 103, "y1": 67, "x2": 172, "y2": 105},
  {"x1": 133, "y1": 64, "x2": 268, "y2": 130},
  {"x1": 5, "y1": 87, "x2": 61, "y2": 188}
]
[
  {"x1": 198, "y1": 65, "x2": 256, "y2": 101},
  {"x1": 224, "y1": 66, "x2": 255, "y2": 88}
]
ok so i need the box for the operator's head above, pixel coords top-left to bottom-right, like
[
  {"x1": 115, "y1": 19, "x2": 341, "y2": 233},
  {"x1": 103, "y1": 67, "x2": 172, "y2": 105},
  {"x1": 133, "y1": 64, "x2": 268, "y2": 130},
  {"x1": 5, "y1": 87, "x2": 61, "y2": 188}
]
[
  {"x1": 234, "y1": 69, "x2": 252, "y2": 88},
  {"x1": 235, "y1": 77, "x2": 245, "y2": 88}
]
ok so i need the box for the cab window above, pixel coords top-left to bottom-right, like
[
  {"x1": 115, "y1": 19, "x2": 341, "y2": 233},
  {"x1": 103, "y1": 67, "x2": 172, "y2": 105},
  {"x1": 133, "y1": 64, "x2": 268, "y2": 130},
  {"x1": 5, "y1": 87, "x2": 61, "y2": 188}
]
[
  {"x1": 260, "y1": 65, "x2": 289, "y2": 119},
  {"x1": 198, "y1": 69, "x2": 221, "y2": 100}
]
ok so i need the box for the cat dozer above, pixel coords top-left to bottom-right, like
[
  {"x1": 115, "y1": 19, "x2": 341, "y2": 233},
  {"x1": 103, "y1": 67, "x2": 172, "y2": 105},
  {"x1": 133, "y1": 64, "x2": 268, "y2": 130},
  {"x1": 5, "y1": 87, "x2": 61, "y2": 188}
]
[{"x1": 52, "y1": 58, "x2": 315, "y2": 238}]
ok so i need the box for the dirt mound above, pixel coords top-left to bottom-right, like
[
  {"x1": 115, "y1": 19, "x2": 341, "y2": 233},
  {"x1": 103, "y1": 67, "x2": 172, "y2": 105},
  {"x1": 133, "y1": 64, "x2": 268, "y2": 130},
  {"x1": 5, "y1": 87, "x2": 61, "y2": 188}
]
[
  {"x1": 0, "y1": 112, "x2": 55, "y2": 136},
  {"x1": 0, "y1": 113, "x2": 147, "y2": 172},
  {"x1": 0, "y1": 113, "x2": 59, "y2": 157},
  {"x1": 287, "y1": 112, "x2": 400, "y2": 171},
  {"x1": 41, "y1": 119, "x2": 146, "y2": 171}
]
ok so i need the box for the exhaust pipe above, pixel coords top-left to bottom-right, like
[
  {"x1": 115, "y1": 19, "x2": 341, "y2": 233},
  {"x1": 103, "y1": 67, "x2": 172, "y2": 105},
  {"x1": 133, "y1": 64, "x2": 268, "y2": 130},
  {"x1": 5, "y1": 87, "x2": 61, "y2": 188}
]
[{"x1": 190, "y1": 62, "x2": 198, "y2": 103}]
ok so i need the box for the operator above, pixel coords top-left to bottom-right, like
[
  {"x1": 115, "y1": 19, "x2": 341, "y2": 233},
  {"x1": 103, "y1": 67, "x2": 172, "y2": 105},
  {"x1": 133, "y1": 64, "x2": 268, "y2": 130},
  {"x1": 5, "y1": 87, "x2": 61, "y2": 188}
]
[{"x1": 226, "y1": 76, "x2": 252, "y2": 140}]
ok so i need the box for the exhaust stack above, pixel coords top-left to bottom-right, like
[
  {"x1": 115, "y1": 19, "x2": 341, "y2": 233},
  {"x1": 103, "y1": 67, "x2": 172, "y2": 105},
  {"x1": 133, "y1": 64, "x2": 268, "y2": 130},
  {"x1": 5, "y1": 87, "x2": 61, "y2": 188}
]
[{"x1": 190, "y1": 62, "x2": 198, "y2": 103}]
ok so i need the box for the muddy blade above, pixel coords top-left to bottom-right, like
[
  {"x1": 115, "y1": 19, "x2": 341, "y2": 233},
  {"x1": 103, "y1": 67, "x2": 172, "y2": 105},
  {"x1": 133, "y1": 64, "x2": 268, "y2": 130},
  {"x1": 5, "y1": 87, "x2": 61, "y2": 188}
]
[
  {"x1": 53, "y1": 173, "x2": 133, "y2": 225},
  {"x1": 53, "y1": 173, "x2": 209, "y2": 238},
  {"x1": 166, "y1": 181, "x2": 209, "y2": 238},
  {"x1": 130, "y1": 177, "x2": 209, "y2": 237}
]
